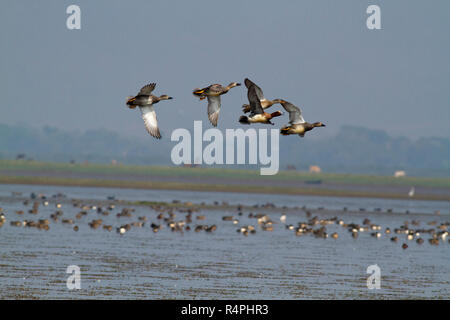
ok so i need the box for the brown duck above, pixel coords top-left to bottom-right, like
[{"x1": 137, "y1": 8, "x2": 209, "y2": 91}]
[
  {"x1": 279, "y1": 100, "x2": 325, "y2": 137},
  {"x1": 126, "y1": 83, "x2": 173, "y2": 139},
  {"x1": 193, "y1": 82, "x2": 241, "y2": 127},
  {"x1": 239, "y1": 84, "x2": 283, "y2": 125},
  {"x1": 241, "y1": 78, "x2": 282, "y2": 113}
]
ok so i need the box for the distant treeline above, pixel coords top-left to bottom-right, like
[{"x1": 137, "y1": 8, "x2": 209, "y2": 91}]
[{"x1": 0, "y1": 123, "x2": 449, "y2": 177}]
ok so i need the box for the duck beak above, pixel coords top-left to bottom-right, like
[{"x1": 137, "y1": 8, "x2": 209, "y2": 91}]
[
  {"x1": 168, "y1": 97, "x2": 173, "y2": 100},
  {"x1": 322, "y1": 123, "x2": 326, "y2": 127},
  {"x1": 236, "y1": 83, "x2": 241, "y2": 86}
]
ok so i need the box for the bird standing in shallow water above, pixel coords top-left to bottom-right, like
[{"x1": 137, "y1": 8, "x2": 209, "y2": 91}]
[
  {"x1": 126, "y1": 83, "x2": 173, "y2": 139},
  {"x1": 193, "y1": 82, "x2": 241, "y2": 127},
  {"x1": 279, "y1": 100, "x2": 325, "y2": 137}
]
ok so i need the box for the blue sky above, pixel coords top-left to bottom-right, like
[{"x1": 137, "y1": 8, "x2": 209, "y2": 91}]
[{"x1": 1, "y1": 0, "x2": 449, "y2": 139}]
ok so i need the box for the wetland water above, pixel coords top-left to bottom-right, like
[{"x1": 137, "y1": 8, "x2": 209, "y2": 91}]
[{"x1": 0, "y1": 184, "x2": 449, "y2": 299}]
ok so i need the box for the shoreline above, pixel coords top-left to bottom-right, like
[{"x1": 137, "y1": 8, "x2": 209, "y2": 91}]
[{"x1": 1, "y1": 175, "x2": 449, "y2": 202}]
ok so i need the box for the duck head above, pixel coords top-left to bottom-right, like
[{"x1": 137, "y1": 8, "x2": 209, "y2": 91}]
[
  {"x1": 270, "y1": 110, "x2": 283, "y2": 118},
  {"x1": 159, "y1": 95, "x2": 173, "y2": 100},
  {"x1": 313, "y1": 122, "x2": 326, "y2": 127},
  {"x1": 227, "y1": 82, "x2": 241, "y2": 88}
]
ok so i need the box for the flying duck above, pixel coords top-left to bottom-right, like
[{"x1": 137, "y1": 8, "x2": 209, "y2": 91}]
[
  {"x1": 279, "y1": 100, "x2": 325, "y2": 137},
  {"x1": 241, "y1": 78, "x2": 282, "y2": 113},
  {"x1": 126, "y1": 83, "x2": 173, "y2": 139},
  {"x1": 239, "y1": 84, "x2": 283, "y2": 125},
  {"x1": 192, "y1": 82, "x2": 241, "y2": 127}
]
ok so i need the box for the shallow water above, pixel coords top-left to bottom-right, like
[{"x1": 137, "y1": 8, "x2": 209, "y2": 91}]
[{"x1": 0, "y1": 184, "x2": 449, "y2": 299}]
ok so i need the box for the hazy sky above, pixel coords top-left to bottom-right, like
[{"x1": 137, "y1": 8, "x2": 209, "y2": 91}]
[{"x1": 1, "y1": 0, "x2": 449, "y2": 139}]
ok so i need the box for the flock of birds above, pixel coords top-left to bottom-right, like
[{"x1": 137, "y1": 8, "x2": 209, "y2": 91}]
[
  {"x1": 126, "y1": 78, "x2": 325, "y2": 139},
  {"x1": 1, "y1": 193, "x2": 448, "y2": 250}
]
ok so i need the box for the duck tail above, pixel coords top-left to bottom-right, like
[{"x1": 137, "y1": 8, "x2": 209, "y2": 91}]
[
  {"x1": 239, "y1": 116, "x2": 250, "y2": 124},
  {"x1": 280, "y1": 126, "x2": 291, "y2": 135},
  {"x1": 192, "y1": 88, "x2": 206, "y2": 97},
  {"x1": 242, "y1": 104, "x2": 251, "y2": 113},
  {"x1": 126, "y1": 96, "x2": 136, "y2": 108},
  {"x1": 270, "y1": 111, "x2": 283, "y2": 118}
]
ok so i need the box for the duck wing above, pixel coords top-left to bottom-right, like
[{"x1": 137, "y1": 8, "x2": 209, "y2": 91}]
[
  {"x1": 193, "y1": 84, "x2": 213, "y2": 97},
  {"x1": 208, "y1": 84, "x2": 226, "y2": 95},
  {"x1": 138, "y1": 83, "x2": 156, "y2": 96},
  {"x1": 244, "y1": 78, "x2": 265, "y2": 100},
  {"x1": 247, "y1": 85, "x2": 264, "y2": 116},
  {"x1": 139, "y1": 105, "x2": 161, "y2": 139},
  {"x1": 280, "y1": 101, "x2": 305, "y2": 124},
  {"x1": 207, "y1": 95, "x2": 221, "y2": 127}
]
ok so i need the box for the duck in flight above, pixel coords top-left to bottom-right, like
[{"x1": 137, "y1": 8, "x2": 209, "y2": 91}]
[
  {"x1": 126, "y1": 83, "x2": 173, "y2": 139},
  {"x1": 192, "y1": 82, "x2": 241, "y2": 127},
  {"x1": 279, "y1": 100, "x2": 325, "y2": 137},
  {"x1": 241, "y1": 78, "x2": 282, "y2": 113},
  {"x1": 239, "y1": 84, "x2": 283, "y2": 125}
]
